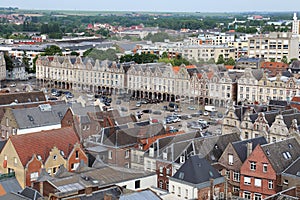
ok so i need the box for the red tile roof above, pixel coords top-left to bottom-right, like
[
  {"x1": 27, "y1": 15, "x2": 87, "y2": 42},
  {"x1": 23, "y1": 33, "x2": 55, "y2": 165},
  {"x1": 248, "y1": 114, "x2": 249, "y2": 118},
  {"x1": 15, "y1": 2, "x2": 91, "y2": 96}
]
[
  {"x1": 9, "y1": 127, "x2": 79, "y2": 166},
  {"x1": 291, "y1": 96, "x2": 300, "y2": 102}
]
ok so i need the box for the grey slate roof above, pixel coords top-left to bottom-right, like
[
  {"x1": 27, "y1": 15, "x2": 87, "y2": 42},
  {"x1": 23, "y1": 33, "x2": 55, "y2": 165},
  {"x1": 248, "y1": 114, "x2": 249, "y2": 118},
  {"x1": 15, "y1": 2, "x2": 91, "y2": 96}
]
[
  {"x1": 194, "y1": 133, "x2": 240, "y2": 163},
  {"x1": 282, "y1": 156, "x2": 300, "y2": 176},
  {"x1": 172, "y1": 155, "x2": 223, "y2": 185},
  {"x1": 262, "y1": 138, "x2": 300, "y2": 173},
  {"x1": 120, "y1": 190, "x2": 161, "y2": 200},
  {"x1": 232, "y1": 136, "x2": 268, "y2": 162},
  {"x1": 12, "y1": 104, "x2": 70, "y2": 129},
  {"x1": 19, "y1": 187, "x2": 42, "y2": 200},
  {"x1": 0, "y1": 140, "x2": 7, "y2": 153},
  {"x1": 0, "y1": 177, "x2": 22, "y2": 197}
]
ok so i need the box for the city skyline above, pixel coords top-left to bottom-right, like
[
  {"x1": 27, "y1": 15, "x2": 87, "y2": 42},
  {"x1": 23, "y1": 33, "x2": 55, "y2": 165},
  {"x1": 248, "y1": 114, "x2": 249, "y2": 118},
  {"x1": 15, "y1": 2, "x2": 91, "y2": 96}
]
[{"x1": 1, "y1": 0, "x2": 300, "y2": 12}]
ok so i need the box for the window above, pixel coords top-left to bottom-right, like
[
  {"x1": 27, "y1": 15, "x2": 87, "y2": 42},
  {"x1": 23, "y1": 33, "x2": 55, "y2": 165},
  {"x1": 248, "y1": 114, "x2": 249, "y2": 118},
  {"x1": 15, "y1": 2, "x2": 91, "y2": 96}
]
[
  {"x1": 228, "y1": 154, "x2": 233, "y2": 165},
  {"x1": 159, "y1": 180, "x2": 163, "y2": 189},
  {"x1": 268, "y1": 180, "x2": 273, "y2": 189},
  {"x1": 125, "y1": 150, "x2": 130, "y2": 158},
  {"x1": 135, "y1": 180, "x2": 140, "y2": 189},
  {"x1": 71, "y1": 163, "x2": 79, "y2": 170},
  {"x1": 226, "y1": 170, "x2": 230, "y2": 179},
  {"x1": 263, "y1": 164, "x2": 268, "y2": 172},
  {"x1": 178, "y1": 187, "x2": 181, "y2": 197},
  {"x1": 30, "y1": 172, "x2": 39, "y2": 181},
  {"x1": 233, "y1": 186, "x2": 239, "y2": 193},
  {"x1": 53, "y1": 167, "x2": 57, "y2": 174},
  {"x1": 244, "y1": 177, "x2": 251, "y2": 185},
  {"x1": 233, "y1": 172, "x2": 240, "y2": 182},
  {"x1": 283, "y1": 152, "x2": 291, "y2": 160},
  {"x1": 166, "y1": 168, "x2": 170, "y2": 175},
  {"x1": 14, "y1": 157, "x2": 17, "y2": 165},
  {"x1": 283, "y1": 179, "x2": 288, "y2": 185},
  {"x1": 244, "y1": 192, "x2": 251, "y2": 199},
  {"x1": 254, "y1": 194, "x2": 262, "y2": 200},
  {"x1": 108, "y1": 150, "x2": 112, "y2": 159},
  {"x1": 53, "y1": 155, "x2": 57, "y2": 160},
  {"x1": 185, "y1": 189, "x2": 188, "y2": 199},
  {"x1": 159, "y1": 166, "x2": 163, "y2": 174},
  {"x1": 172, "y1": 185, "x2": 175, "y2": 193},
  {"x1": 250, "y1": 161, "x2": 256, "y2": 170},
  {"x1": 255, "y1": 178, "x2": 262, "y2": 187},
  {"x1": 75, "y1": 150, "x2": 79, "y2": 159}
]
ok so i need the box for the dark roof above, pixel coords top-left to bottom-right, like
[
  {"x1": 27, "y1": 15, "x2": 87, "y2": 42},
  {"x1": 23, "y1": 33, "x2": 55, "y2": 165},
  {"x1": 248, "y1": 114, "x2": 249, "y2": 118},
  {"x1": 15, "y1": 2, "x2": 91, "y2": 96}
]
[
  {"x1": 172, "y1": 155, "x2": 223, "y2": 185},
  {"x1": 19, "y1": 187, "x2": 42, "y2": 200},
  {"x1": 0, "y1": 91, "x2": 46, "y2": 105},
  {"x1": 262, "y1": 138, "x2": 300, "y2": 173},
  {"x1": 0, "y1": 140, "x2": 7, "y2": 153},
  {"x1": 194, "y1": 133, "x2": 240, "y2": 163},
  {"x1": 119, "y1": 189, "x2": 161, "y2": 200},
  {"x1": 283, "y1": 156, "x2": 300, "y2": 176},
  {"x1": 232, "y1": 137, "x2": 268, "y2": 162},
  {"x1": 269, "y1": 100, "x2": 288, "y2": 107},
  {"x1": 0, "y1": 177, "x2": 22, "y2": 198}
]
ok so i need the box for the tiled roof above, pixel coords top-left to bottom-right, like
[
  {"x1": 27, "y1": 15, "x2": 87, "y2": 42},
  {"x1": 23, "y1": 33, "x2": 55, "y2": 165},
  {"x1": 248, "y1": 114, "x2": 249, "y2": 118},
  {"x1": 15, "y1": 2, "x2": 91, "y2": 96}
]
[
  {"x1": 0, "y1": 91, "x2": 46, "y2": 105},
  {"x1": 9, "y1": 127, "x2": 79, "y2": 166},
  {"x1": 232, "y1": 137, "x2": 267, "y2": 162},
  {"x1": 261, "y1": 138, "x2": 300, "y2": 173},
  {"x1": 194, "y1": 133, "x2": 240, "y2": 163},
  {"x1": 172, "y1": 155, "x2": 223, "y2": 185},
  {"x1": 12, "y1": 104, "x2": 70, "y2": 129},
  {"x1": 283, "y1": 156, "x2": 300, "y2": 176}
]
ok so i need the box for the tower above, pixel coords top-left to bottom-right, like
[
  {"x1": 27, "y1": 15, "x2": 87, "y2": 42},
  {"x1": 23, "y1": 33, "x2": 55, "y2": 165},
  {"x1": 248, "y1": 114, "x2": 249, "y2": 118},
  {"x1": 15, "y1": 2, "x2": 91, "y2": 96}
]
[{"x1": 292, "y1": 12, "x2": 300, "y2": 35}]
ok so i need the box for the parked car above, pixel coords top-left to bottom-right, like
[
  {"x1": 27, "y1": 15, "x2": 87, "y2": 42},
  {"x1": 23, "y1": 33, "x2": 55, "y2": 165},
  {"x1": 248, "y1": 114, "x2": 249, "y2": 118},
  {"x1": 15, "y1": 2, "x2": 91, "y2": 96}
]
[
  {"x1": 188, "y1": 106, "x2": 196, "y2": 110},
  {"x1": 116, "y1": 100, "x2": 121, "y2": 105},
  {"x1": 203, "y1": 111, "x2": 209, "y2": 116},
  {"x1": 136, "y1": 102, "x2": 141, "y2": 107}
]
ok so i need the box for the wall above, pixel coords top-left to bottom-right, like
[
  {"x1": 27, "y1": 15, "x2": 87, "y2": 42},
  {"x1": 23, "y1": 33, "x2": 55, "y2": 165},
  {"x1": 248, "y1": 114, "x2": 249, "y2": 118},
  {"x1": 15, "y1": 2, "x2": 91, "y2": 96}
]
[{"x1": 116, "y1": 174, "x2": 157, "y2": 191}]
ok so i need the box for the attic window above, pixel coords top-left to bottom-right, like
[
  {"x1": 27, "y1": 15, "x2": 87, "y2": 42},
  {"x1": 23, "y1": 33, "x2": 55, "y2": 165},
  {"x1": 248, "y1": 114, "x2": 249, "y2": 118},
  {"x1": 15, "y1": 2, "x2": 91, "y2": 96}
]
[
  {"x1": 214, "y1": 144, "x2": 219, "y2": 149},
  {"x1": 266, "y1": 150, "x2": 270, "y2": 156},
  {"x1": 27, "y1": 115, "x2": 34, "y2": 122},
  {"x1": 209, "y1": 171, "x2": 214, "y2": 177},
  {"x1": 53, "y1": 155, "x2": 57, "y2": 160},
  {"x1": 282, "y1": 152, "x2": 291, "y2": 160},
  {"x1": 179, "y1": 172, "x2": 184, "y2": 179},
  {"x1": 288, "y1": 144, "x2": 293, "y2": 149}
]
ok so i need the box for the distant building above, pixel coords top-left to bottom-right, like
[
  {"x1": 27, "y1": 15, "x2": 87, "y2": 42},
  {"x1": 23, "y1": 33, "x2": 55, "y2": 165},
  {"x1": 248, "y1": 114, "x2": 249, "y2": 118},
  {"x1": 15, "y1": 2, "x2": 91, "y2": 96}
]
[
  {"x1": 0, "y1": 52, "x2": 6, "y2": 81},
  {"x1": 247, "y1": 32, "x2": 299, "y2": 62}
]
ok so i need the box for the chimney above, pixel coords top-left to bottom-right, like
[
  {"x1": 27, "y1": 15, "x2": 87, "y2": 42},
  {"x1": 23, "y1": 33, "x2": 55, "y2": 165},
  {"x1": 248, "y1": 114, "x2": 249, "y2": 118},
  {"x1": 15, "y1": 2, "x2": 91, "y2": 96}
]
[
  {"x1": 210, "y1": 178, "x2": 214, "y2": 200},
  {"x1": 296, "y1": 185, "x2": 300, "y2": 198},
  {"x1": 104, "y1": 193, "x2": 112, "y2": 200},
  {"x1": 247, "y1": 142, "x2": 253, "y2": 157}
]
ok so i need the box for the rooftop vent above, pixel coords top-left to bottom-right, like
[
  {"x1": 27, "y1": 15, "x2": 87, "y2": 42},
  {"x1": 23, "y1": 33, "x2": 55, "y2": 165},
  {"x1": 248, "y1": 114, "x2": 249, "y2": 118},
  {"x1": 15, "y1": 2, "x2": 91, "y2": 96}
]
[{"x1": 39, "y1": 104, "x2": 52, "y2": 112}]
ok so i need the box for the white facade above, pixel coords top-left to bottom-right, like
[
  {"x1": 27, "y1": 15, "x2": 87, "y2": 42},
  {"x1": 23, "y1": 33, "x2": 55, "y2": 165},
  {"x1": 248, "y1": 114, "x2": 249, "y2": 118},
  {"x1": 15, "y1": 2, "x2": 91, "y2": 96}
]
[
  {"x1": 169, "y1": 179, "x2": 198, "y2": 199},
  {"x1": 247, "y1": 32, "x2": 299, "y2": 62},
  {"x1": 0, "y1": 52, "x2": 6, "y2": 81},
  {"x1": 116, "y1": 174, "x2": 157, "y2": 191}
]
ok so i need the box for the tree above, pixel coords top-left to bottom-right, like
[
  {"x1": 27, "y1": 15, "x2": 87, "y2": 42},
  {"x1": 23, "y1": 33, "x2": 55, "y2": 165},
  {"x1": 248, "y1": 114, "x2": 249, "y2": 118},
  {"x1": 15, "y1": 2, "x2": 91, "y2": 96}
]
[
  {"x1": 22, "y1": 51, "x2": 30, "y2": 72},
  {"x1": 270, "y1": 58, "x2": 276, "y2": 62},
  {"x1": 70, "y1": 51, "x2": 79, "y2": 56},
  {"x1": 161, "y1": 52, "x2": 168, "y2": 59},
  {"x1": 43, "y1": 45, "x2": 62, "y2": 56},
  {"x1": 281, "y1": 56, "x2": 288, "y2": 64},
  {"x1": 225, "y1": 57, "x2": 235, "y2": 66},
  {"x1": 4, "y1": 53, "x2": 13, "y2": 71},
  {"x1": 216, "y1": 54, "x2": 225, "y2": 64}
]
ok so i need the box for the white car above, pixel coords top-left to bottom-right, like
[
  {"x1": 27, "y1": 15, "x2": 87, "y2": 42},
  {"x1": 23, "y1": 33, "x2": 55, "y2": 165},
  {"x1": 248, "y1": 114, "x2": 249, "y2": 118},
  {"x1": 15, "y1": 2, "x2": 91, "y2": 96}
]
[
  {"x1": 198, "y1": 119, "x2": 208, "y2": 124},
  {"x1": 203, "y1": 111, "x2": 209, "y2": 116}
]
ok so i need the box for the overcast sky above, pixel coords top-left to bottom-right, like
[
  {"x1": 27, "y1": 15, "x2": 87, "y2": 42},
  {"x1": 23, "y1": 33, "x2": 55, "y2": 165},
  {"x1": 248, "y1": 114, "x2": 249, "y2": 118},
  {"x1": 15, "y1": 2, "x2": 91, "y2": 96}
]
[{"x1": 1, "y1": 0, "x2": 300, "y2": 12}]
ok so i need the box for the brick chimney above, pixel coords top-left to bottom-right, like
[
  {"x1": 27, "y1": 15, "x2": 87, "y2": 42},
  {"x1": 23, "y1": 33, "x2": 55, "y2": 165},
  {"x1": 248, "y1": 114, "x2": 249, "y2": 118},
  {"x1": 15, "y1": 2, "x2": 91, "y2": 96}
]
[
  {"x1": 104, "y1": 193, "x2": 112, "y2": 200},
  {"x1": 247, "y1": 142, "x2": 253, "y2": 157}
]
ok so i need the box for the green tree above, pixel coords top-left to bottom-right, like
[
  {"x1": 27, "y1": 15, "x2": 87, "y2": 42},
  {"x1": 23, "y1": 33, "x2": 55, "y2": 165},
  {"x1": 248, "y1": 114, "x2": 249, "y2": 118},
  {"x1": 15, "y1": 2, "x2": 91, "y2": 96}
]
[
  {"x1": 281, "y1": 56, "x2": 288, "y2": 64},
  {"x1": 225, "y1": 57, "x2": 235, "y2": 65},
  {"x1": 161, "y1": 52, "x2": 168, "y2": 59},
  {"x1": 270, "y1": 58, "x2": 276, "y2": 62},
  {"x1": 216, "y1": 54, "x2": 225, "y2": 64},
  {"x1": 44, "y1": 45, "x2": 62, "y2": 56},
  {"x1": 70, "y1": 51, "x2": 79, "y2": 56},
  {"x1": 4, "y1": 53, "x2": 13, "y2": 71},
  {"x1": 22, "y1": 51, "x2": 30, "y2": 72}
]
